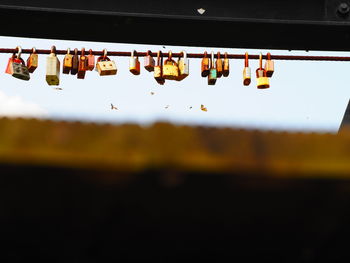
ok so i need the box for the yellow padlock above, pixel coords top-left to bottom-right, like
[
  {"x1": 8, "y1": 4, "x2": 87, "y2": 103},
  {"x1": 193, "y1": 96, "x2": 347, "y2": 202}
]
[
  {"x1": 256, "y1": 53, "x2": 270, "y2": 89},
  {"x1": 162, "y1": 51, "x2": 179, "y2": 80}
]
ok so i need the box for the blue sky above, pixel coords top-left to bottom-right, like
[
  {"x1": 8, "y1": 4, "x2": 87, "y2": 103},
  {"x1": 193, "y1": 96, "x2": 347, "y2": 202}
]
[{"x1": 0, "y1": 36, "x2": 348, "y2": 133}]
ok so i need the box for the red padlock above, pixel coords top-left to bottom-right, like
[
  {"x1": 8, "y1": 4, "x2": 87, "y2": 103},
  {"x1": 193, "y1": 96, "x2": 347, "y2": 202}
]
[
  {"x1": 5, "y1": 54, "x2": 16, "y2": 75},
  {"x1": 6, "y1": 48, "x2": 23, "y2": 75}
]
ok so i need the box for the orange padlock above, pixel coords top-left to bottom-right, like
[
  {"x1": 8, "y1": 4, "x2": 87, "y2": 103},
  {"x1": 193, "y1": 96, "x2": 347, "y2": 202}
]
[
  {"x1": 216, "y1": 52, "x2": 223, "y2": 78},
  {"x1": 87, "y1": 49, "x2": 95, "y2": 71},
  {"x1": 77, "y1": 48, "x2": 87, "y2": 79},
  {"x1": 26, "y1": 47, "x2": 38, "y2": 73}
]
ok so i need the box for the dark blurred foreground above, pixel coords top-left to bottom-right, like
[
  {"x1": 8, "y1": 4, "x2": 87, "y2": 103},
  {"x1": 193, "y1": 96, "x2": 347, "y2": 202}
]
[{"x1": 2, "y1": 118, "x2": 350, "y2": 262}]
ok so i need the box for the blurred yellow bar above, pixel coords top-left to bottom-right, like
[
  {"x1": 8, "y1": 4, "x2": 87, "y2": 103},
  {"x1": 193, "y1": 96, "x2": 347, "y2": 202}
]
[{"x1": 0, "y1": 118, "x2": 348, "y2": 178}]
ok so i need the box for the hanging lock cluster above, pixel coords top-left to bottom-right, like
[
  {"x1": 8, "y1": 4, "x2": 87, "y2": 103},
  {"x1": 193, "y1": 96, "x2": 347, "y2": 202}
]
[
  {"x1": 4, "y1": 46, "x2": 275, "y2": 89},
  {"x1": 201, "y1": 52, "x2": 230, "y2": 85},
  {"x1": 151, "y1": 50, "x2": 189, "y2": 85}
]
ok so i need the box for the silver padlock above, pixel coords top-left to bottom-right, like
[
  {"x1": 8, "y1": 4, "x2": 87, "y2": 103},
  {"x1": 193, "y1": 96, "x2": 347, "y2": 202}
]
[
  {"x1": 177, "y1": 51, "x2": 189, "y2": 81},
  {"x1": 46, "y1": 46, "x2": 60, "y2": 86},
  {"x1": 12, "y1": 46, "x2": 30, "y2": 81}
]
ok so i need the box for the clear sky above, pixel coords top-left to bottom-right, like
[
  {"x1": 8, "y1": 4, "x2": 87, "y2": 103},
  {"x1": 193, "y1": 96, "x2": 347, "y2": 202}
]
[{"x1": 0, "y1": 35, "x2": 348, "y2": 133}]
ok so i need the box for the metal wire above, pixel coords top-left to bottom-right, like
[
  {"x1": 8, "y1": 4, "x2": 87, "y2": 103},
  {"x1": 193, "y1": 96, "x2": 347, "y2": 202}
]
[{"x1": 1, "y1": 48, "x2": 350, "y2": 61}]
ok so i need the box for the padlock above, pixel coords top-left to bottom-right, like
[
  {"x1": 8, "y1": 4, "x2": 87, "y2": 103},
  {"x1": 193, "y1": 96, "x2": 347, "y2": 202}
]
[
  {"x1": 144, "y1": 50, "x2": 155, "y2": 72},
  {"x1": 256, "y1": 53, "x2": 270, "y2": 89},
  {"x1": 208, "y1": 52, "x2": 217, "y2": 85},
  {"x1": 26, "y1": 47, "x2": 38, "y2": 73},
  {"x1": 223, "y1": 52, "x2": 230, "y2": 77},
  {"x1": 162, "y1": 51, "x2": 179, "y2": 80},
  {"x1": 154, "y1": 51, "x2": 165, "y2": 85},
  {"x1": 129, "y1": 50, "x2": 141, "y2": 75},
  {"x1": 8, "y1": 46, "x2": 30, "y2": 81},
  {"x1": 63, "y1": 48, "x2": 73, "y2": 74},
  {"x1": 201, "y1": 51, "x2": 210, "y2": 77},
  {"x1": 5, "y1": 53, "x2": 19, "y2": 75},
  {"x1": 77, "y1": 48, "x2": 87, "y2": 79},
  {"x1": 46, "y1": 46, "x2": 60, "y2": 86},
  {"x1": 71, "y1": 48, "x2": 79, "y2": 75},
  {"x1": 264, "y1": 52, "x2": 274, "y2": 77},
  {"x1": 96, "y1": 49, "x2": 117, "y2": 76},
  {"x1": 12, "y1": 59, "x2": 30, "y2": 81},
  {"x1": 177, "y1": 51, "x2": 189, "y2": 81},
  {"x1": 243, "y1": 52, "x2": 251, "y2": 86},
  {"x1": 87, "y1": 49, "x2": 95, "y2": 71},
  {"x1": 216, "y1": 52, "x2": 223, "y2": 78}
]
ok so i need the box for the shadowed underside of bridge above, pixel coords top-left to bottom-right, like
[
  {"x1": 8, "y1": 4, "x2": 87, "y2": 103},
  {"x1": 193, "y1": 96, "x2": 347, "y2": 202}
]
[
  {"x1": 1, "y1": 118, "x2": 350, "y2": 262},
  {"x1": 0, "y1": 0, "x2": 350, "y2": 51}
]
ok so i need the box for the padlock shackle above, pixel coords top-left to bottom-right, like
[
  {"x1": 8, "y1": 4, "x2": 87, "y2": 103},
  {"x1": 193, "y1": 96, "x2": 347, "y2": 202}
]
[
  {"x1": 164, "y1": 58, "x2": 176, "y2": 65},
  {"x1": 245, "y1": 52, "x2": 249, "y2": 67},
  {"x1": 81, "y1": 48, "x2": 85, "y2": 56},
  {"x1": 211, "y1": 52, "x2": 215, "y2": 68},
  {"x1": 74, "y1": 48, "x2": 78, "y2": 56},
  {"x1": 157, "y1": 50, "x2": 163, "y2": 66},
  {"x1": 103, "y1": 49, "x2": 108, "y2": 59},
  {"x1": 156, "y1": 51, "x2": 163, "y2": 66},
  {"x1": 267, "y1": 52, "x2": 272, "y2": 61},
  {"x1": 66, "y1": 48, "x2": 71, "y2": 55},
  {"x1": 131, "y1": 50, "x2": 138, "y2": 58},
  {"x1": 89, "y1": 49, "x2": 93, "y2": 55},
  {"x1": 180, "y1": 51, "x2": 187, "y2": 60},
  {"x1": 97, "y1": 56, "x2": 111, "y2": 62},
  {"x1": 15, "y1": 46, "x2": 22, "y2": 58},
  {"x1": 164, "y1": 51, "x2": 176, "y2": 65},
  {"x1": 32, "y1": 47, "x2": 36, "y2": 54},
  {"x1": 217, "y1": 52, "x2": 221, "y2": 59},
  {"x1": 224, "y1": 52, "x2": 228, "y2": 60},
  {"x1": 204, "y1": 51, "x2": 208, "y2": 58},
  {"x1": 168, "y1": 51, "x2": 173, "y2": 61},
  {"x1": 146, "y1": 50, "x2": 152, "y2": 57},
  {"x1": 259, "y1": 53, "x2": 263, "y2": 69},
  {"x1": 50, "y1": 46, "x2": 57, "y2": 54}
]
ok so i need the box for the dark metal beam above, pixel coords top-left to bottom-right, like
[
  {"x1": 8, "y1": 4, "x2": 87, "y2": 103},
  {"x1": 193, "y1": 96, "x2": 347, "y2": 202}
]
[{"x1": 0, "y1": 0, "x2": 350, "y2": 51}]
